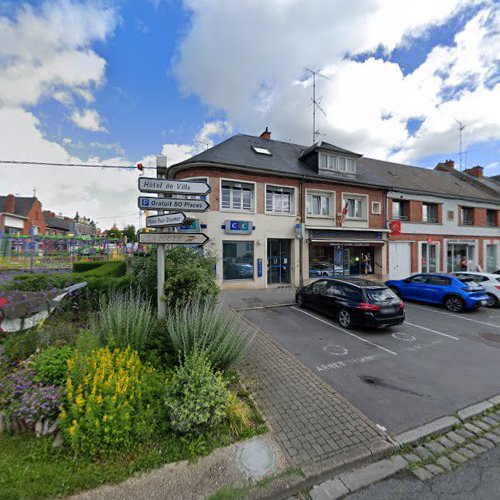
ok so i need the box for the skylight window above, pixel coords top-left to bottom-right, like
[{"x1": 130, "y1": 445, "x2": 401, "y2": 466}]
[{"x1": 252, "y1": 146, "x2": 271, "y2": 155}]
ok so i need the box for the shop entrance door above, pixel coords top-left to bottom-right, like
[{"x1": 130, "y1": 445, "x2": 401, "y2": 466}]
[{"x1": 267, "y1": 239, "x2": 291, "y2": 284}]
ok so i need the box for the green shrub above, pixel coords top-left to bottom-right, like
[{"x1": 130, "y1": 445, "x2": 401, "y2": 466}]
[
  {"x1": 165, "y1": 298, "x2": 254, "y2": 371},
  {"x1": 80, "y1": 261, "x2": 126, "y2": 278},
  {"x1": 90, "y1": 289, "x2": 156, "y2": 354},
  {"x1": 226, "y1": 392, "x2": 252, "y2": 436},
  {"x1": 0, "y1": 273, "x2": 75, "y2": 292},
  {"x1": 32, "y1": 345, "x2": 75, "y2": 386},
  {"x1": 165, "y1": 351, "x2": 229, "y2": 434},
  {"x1": 72, "y1": 261, "x2": 105, "y2": 273},
  {"x1": 60, "y1": 347, "x2": 163, "y2": 455},
  {"x1": 72, "y1": 275, "x2": 132, "y2": 312}
]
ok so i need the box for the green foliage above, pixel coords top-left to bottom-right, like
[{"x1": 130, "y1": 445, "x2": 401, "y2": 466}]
[
  {"x1": 90, "y1": 289, "x2": 156, "y2": 354},
  {"x1": 165, "y1": 351, "x2": 229, "y2": 434},
  {"x1": 72, "y1": 275, "x2": 133, "y2": 312},
  {"x1": 72, "y1": 261, "x2": 105, "y2": 273},
  {"x1": 165, "y1": 298, "x2": 254, "y2": 371},
  {"x1": 32, "y1": 346, "x2": 75, "y2": 386},
  {"x1": 0, "y1": 273, "x2": 75, "y2": 292},
  {"x1": 61, "y1": 347, "x2": 163, "y2": 456},
  {"x1": 226, "y1": 392, "x2": 252, "y2": 436},
  {"x1": 126, "y1": 251, "x2": 157, "y2": 300},
  {"x1": 164, "y1": 247, "x2": 218, "y2": 305},
  {"x1": 122, "y1": 224, "x2": 137, "y2": 242},
  {"x1": 79, "y1": 261, "x2": 126, "y2": 278}
]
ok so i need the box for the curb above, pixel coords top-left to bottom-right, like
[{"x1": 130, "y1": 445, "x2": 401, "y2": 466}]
[
  {"x1": 235, "y1": 303, "x2": 296, "y2": 312},
  {"x1": 299, "y1": 393, "x2": 500, "y2": 500}
]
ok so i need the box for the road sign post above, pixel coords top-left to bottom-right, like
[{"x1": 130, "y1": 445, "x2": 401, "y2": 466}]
[
  {"x1": 138, "y1": 197, "x2": 209, "y2": 212},
  {"x1": 138, "y1": 177, "x2": 211, "y2": 195},
  {"x1": 138, "y1": 232, "x2": 209, "y2": 245},
  {"x1": 146, "y1": 212, "x2": 188, "y2": 228}
]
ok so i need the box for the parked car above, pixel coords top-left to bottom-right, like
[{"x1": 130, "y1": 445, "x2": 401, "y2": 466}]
[
  {"x1": 452, "y1": 272, "x2": 500, "y2": 307},
  {"x1": 385, "y1": 273, "x2": 489, "y2": 312},
  {"x1": 295, "y1": 277, "x2": 405, "y2": 329}
]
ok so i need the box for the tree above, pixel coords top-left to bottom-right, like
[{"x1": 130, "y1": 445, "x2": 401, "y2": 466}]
[{"x1": 122, "y1": 224, "x2": 137, "y2": 242}]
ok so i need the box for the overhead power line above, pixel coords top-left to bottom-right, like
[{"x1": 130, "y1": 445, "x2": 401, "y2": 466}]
[{"x1": 0, "y1": 159, "x2": 156, "y2": 170}]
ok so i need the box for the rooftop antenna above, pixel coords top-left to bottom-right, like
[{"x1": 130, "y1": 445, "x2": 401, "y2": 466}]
[
  {"x1": 455, "y1": 119, "x2": 466, "y2": 171},
  {"x1": 306, "y1": 68, "x2": 329, "y2": 144},
  {"x1": 33, "y1": 186, "x2": 37, "y2": 197}
]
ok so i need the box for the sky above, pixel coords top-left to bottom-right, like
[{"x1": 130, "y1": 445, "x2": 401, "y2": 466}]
[{"x1": 0, "y1": 0, "x2": 499, "y2": 229}]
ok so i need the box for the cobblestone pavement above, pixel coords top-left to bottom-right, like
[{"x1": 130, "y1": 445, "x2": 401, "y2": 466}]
[{"x1": 239, "y1": 318, "x2": 390, "y2": 467}]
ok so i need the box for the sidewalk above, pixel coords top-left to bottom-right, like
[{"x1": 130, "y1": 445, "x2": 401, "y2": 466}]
[{"x1": 222, "y1": 290, "x2": 395, "y2": 482}]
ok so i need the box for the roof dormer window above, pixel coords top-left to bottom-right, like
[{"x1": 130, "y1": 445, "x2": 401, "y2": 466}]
[
  {"x1": 319, "y1": 153, "x2": 356, "y2": 174},
  {"x1": 252, "y1": 146, "x2": 271, "y2": 155}
]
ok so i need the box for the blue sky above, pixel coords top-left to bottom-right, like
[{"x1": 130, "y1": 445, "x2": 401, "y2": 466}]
[{"x1": 0, "y1": 0, "x2": 499, "y2": 227}]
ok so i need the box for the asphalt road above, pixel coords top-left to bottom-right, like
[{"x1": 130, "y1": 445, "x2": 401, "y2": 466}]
[
  {"x1": 243, "y1": 302, "x2": 500, "y2": 434},
  {"x1": 346, "y1": 446, "x2": 500, "y2": 500}
]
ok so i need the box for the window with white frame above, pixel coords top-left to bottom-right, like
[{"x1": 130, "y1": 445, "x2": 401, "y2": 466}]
[
  {"x1": 266, "y1": 185, "x2": 294, "y2": 214},
  {"x1": 344, "y1": 195, "x2": 366, "y2": 219},
  {"x1": 221, "y1": 180, "x2": 254, "y2": 211},
  {"x1": 319, "y1": 153, "x2": 356, "y2": 174},
  {"x1": 306, "y1": 192, "x2": 333, "y2": 216},
  {"x1": 371, "y1": 201, "x2": 382, "y2": 214}
]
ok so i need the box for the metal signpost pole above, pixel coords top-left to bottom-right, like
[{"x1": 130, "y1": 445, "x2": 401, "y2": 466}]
[{"x1": 156, "y1": 155, "x2": 167, "y2": 319}]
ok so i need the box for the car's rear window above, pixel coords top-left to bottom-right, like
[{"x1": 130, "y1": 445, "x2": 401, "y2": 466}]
[
  {"x1": 365, "y1": 288, "x2": 397, "y2": 302},
  {"x1": 458, "y1": 278, "x2": 483, "y2": 289}
]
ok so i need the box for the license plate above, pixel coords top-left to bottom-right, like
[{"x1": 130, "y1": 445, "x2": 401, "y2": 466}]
[
  {"x1": 481, "y1": 300, "x2": 488, "y2": 306},
  {"x1": 380, "y1": 306, "x2": 396, "y2": 314}
]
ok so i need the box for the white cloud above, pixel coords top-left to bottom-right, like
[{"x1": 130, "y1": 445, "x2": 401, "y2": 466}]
[
  {"x1": 174, "y1": 0, "x2": 499, "y2": 165},
  {"x1": 71, "y1": 108, "x2": 107, "y2": 132}
]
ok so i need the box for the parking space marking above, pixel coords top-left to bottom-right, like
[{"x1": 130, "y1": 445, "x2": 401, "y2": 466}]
[
  {"x1": 323, "y1": 344, "x2": 349, "y2": 356},
  {"x1": 405, "y1": 321, "x2": 459, "y2": 340},
  {"x1": 391, "y1": 332, "x2": 416, "y2": 342},
  {"x1": 291, "y1": 307, "x2": 398, "y2": 356},
  {"x1": 406, "y1": 303, "x2": 500, "y2": 329}
]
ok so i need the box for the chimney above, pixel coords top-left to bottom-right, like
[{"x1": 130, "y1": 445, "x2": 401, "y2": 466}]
[
  {"x1": 464, "y1": 165, "x2": 483, "y2": 178},
  {"x1": 260, "y1": 127, "x2": 271, "y2": 140},
  {"x1": 434, "y1": 159, "x2": 455, "y2": 172},
  {"x1": 5, "y1": 194, "x2": 15, "y2": 213}
]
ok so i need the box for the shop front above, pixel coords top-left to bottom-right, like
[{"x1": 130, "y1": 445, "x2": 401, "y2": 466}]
[
  {"x1": 445, "y1": 239, "x2": 478, "y2": 272},
  {"x1": 307, "y1": 229, "x2": 386, "y2": 279}
]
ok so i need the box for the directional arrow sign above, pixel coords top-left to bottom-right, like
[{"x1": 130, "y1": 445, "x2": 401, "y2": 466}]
[
  {"x1": 146, "y1": 212, "x2": 188, "y2": 228},
  {"x1": 138, "y1": 196, "x2": 210, "y2": 212},
  {"x1": 138, "y1": 177, "x2": 211, "y2": 195},
  {"x1": 138, "y1": 232, "x2": 209, "y2": 245}
]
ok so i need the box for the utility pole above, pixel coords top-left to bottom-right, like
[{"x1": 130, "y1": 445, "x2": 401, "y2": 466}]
[
  {"x1": 156, "y1": 155, "x2": 168, "y2": 318},
  {"x1": 455, "y1": 120, "x2": 466, "y2": 171}
]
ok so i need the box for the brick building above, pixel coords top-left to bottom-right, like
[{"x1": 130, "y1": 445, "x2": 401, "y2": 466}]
[
  {"x1": 163, "y1": 130, "x2": 500, "y2": 289},
  {"x1": 0, "y1": 194, "x2": 46, "y2": 236}
]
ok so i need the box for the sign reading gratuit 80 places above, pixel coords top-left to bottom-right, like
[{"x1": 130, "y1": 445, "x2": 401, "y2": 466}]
[
  {"x1": 138, "y1": 196, "x2": 210, "y2": 212},
  {"x1": 138, "y1": 177, "x2": 211, "y2": 195}
]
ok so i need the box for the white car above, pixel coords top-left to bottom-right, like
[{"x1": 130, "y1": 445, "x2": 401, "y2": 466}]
[{"x1": 453, "y1": 272, "x2": 500, "y2": 307}]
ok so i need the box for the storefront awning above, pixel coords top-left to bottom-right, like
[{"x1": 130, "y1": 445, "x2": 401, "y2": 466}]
[{"x1": 310, "y1": 240, "x2": 385, "y2": 246}]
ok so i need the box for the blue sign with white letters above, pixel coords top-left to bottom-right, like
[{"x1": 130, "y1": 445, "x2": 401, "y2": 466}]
[
  {"x1": 224, "y1": 220, "x2": 253, "y2": 234},
  {"x1": 257, "y1": 258, "x2": 262, "y2": 277}
]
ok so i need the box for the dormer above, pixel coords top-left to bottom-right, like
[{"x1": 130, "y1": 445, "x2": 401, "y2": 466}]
[{"x1": 300, "y1": 141, "x2": 362, "y2": 178}]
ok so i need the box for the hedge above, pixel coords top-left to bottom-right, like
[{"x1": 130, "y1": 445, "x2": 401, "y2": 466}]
[{"x1": 72, "y1": 262, "x2": 105, "y2": 273}]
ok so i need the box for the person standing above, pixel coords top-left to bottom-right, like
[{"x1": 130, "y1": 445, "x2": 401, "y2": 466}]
[{"x1": 460, "y1": 254, "x2": 468, "y2": 271}]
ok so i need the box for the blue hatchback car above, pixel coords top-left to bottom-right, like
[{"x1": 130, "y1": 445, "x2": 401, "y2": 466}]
[{"x1": 385, "y1": 274, "x2": 489, "y2": 312}]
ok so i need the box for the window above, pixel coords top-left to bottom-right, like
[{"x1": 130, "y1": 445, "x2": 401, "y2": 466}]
[
  {"x1": 392, "y1": 200, "x2": 408, "y2": 220},
  {"x1": 408, "y1": 275, "x2": 428, "y2": 284},
  {"x1": 221, "y1": 181, "x2": 254, "y2": 211},
  {"x1": 487, "y1": 209, "x2": 497, "y2": 227},
  {"x1": 252, "y1": 146, "x2": 271, "y2": 155},
  {"x1": 318, "y1": 153, "x2": 356, "y2": 174},
  {"x1": 427, "y1": 276, "x2": 451, "y2": 286},
  {"x1": 344, "y1": 196, "x2": 365, "y2": 219},
  {"x1": 311, "y1": 280, "x2": 328, "y2": 294},
  {"x1": 422, "y1": 203, "x2": 437, "y2": 223},
  {"x1": 223, "y1": 241, "x2": 254, "y2": 280},
  {"x1": 266, "y1": 186, "x2": 294, "y2": 214},
  {"x1": 447, "y1": 210, "x2": 454, "y2": 221},
  {"x1": 461, "y1": 207, "x2": 473, "y2": 225},
  {"x1": 371, "y1": 201, "x2": 381, "y2": 215},
  {"x1": 307, "y1": 192, "x2": 332, "y2": 216}
]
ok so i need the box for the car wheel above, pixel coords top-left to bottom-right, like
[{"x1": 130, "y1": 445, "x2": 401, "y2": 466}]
[
  {"x1": 389, "y1": 286, "x2": 401, "y2": 297},
  {"x1": 296, "y1": 295, "x2": 305, "y2": 308},
  {"x1": 338, "y1": 309, "x2": 353, "y2": 329},
  {"x1": 444, "y1": 295, "x2": 465, "y2": 313},
  {"x1": 486, "y1": 293, "x2": 499, "y2": 308}
]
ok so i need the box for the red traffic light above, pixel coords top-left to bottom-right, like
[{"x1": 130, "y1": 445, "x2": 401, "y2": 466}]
[{"x1": 137, "y1": 163, "x2": 144, "y2": 172}]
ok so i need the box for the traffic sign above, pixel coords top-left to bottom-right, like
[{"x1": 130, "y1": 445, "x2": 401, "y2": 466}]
[
  {"x1": 138, "y1": 232, "x2": 209, "y2": 245},
  {"x1": 146, "y1": 212, "x2": 188, "y2": 228},
  {"x1": 138, "y1": 177, "x2": 211, "y2": 195},
  {"x1": 138, "y1": 196, "x2": 210, "y2": 212}
]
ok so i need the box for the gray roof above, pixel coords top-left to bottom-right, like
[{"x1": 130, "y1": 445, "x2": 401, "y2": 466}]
[
  {"x1": 300, "y1": 141, "x2": 362, "y2": 159},
  {"x1": 0, "y1": 196, "x2": 36, "y2": 217},
  {"x1": 43, "y1": 213, "x2": 71, "y2": 232},
  {"x1": 170, "y1": 134, "x2": 500, "y2": 204}
]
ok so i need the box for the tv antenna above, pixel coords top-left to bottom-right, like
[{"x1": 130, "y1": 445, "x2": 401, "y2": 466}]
[
  {"x1": 306, "y1": 68, "x2": 329, "y2": 144},
  {"x1": 455, "y1": 119, "x2": 466, "y2": 171}
]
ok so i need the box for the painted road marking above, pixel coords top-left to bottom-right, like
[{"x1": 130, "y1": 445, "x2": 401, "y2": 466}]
[
  {"x1": 316, "y1": 352, "x2": 387, "y2": 372},
  {"x1": 406, "y1": 303, "x2": 500, "y2": 329},
  {"x1": 392, "y1": 332, "x2": 416, "y2": 342},
  {"x1": 291, "y1": 307, "x2": 398, "y2": 356},
  {"x1": 323, "y1": 344, "x2": 349, "y2": 356},
  {"x1": 405, "y1": 321, "x2": 459, "y2": 340}
]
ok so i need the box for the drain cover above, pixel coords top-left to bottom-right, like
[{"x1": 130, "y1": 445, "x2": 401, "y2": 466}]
[
  {"x1": 479, "y1": 332, "x2": 500, "y2": 343},
  {"x1": 236, "y1": 439, "x2": 275, "y2": 479}
]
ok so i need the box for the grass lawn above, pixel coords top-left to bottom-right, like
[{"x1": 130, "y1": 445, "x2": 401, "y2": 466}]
[{"x1": 0, "y1": 415, "x2": 266, "y2": 500}]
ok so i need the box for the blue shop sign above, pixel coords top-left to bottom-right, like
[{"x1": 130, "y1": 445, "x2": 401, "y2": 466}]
[{"x1": 224, "y1": 220, "x2": 253, "y2": 235}]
